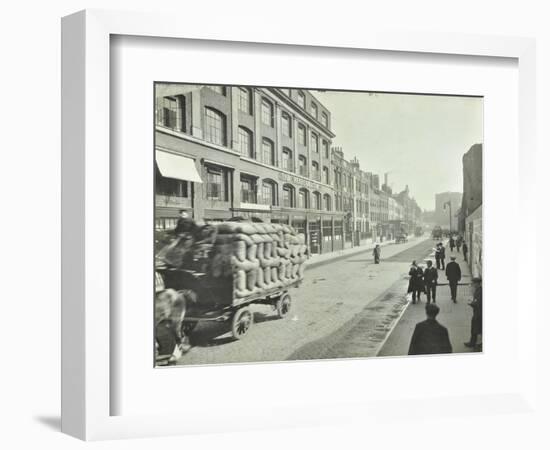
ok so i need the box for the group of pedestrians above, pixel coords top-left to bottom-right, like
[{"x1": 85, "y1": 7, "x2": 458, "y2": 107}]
[{"x1": 406, "y1": 238, "x2": 482, "y2": 355}]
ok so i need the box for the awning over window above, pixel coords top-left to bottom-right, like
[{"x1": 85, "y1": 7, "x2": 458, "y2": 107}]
[{"x1": 155, "y1": 150, "x2": 202, "y2": 183}]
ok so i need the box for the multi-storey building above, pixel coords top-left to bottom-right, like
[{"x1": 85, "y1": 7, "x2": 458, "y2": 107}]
[{"x1": 155, "y1": 84, "x2": 343, "y2": 255}]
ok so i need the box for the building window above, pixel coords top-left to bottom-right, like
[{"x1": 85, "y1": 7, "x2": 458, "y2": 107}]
[
  {"x1": 323, "y1": 140, "x2": 329, "y2": 158},
  {"x1": 281, "y1": 88, "x2": 291, "y2": 96},
  {"x1": 323, "y1": 194, "x2": 331, "y2": 211},
  {"x1": 312, "y1": 161, "x2": 320, "y2": 181},
  {"x1": 237, "y1": 126, "x2": 253, "y2": 157},
  {"x1": 323, "y1": 166, "x2": 329, "y2": 184},
  {"x1": 297, "y1": 123, "x2": 306, "y2": 145},
  {"x1": 208, "y1": 85, "x2": 226, "y2": 95},
  {"x1": 238, "y1": 87, "x2": 252, "y2": 114},
  {"x1": 313, "y1": 192, "x2": 321, "y2": 210},
  {"x1": 204, "y1": 107, "x2": 226, "y2": 146},
  {"x1": 282, "y1": 147, "x2": 293, "y2": 172},
  {"x1": 157, "y1": 96, "x2": 184, "y2": 131},
  {"x1": 206, "y1": 168, "x2": 226, "y2": 201},
  {"x1": 297, "y1": 91, "x2": 305, "y2": 109},
  {"x1": 311, "y1": 102, "x2": 318, "y2": 119},
  {"x1": 298, "y1": 155, "x2": 307, "y2": 177},
  {"x1": 321, "y1": 112, "x2": 328, "y2": 128},
  {"x1": 262, "y1": 138, "x2": 275, "y2": 165},
  {"x1": 261, "y1": 98, "x2": 274, "y2": 127},
  {"x1": 282, "y1": 184, "x2": 295, "y2": 208},
  {"x1": 240, "y1": 176, "x2": 257, "y2": 203},
  {"x1": 262, "y1": 180, "x2": 277, "y2": 206},
  {"x1": 311, "y1": 133, "x2": 319, "y2": 153},
  {"x1": 298, "y1": 188, "x2": 308, "y2": 209},
  {"x1": 155, "y1": 166, "x2": 188, "y2": 198},
  {"x1": 281, "y1": 112, "x2": 292, "y2": 137}
]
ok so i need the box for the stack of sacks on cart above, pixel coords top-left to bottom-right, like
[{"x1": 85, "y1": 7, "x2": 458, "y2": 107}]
[{"x1": 210, "y1": 222, "x2": 308, "y2": 298}]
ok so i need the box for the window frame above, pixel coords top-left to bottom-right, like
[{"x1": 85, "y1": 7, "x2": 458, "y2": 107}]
[{"x1": 204, "y1": 107, "x2": 227, "y2": 146}]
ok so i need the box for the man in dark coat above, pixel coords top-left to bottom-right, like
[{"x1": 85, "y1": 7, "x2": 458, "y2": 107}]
[
  {"x1": 438, "y1": 242, "x2": 446, "y2": 269},
  {"x1": 445, "y1": 256, "x2": 462, "y2": 303},
  {"x1": 408, "y1": 260, "x2": 424, "y2": 304},
  {"x1": 408, "y1": 303, "x2": 452, "y2": 355},
  {"x1": 423, "y1": 259, "x2": 438, "y2": 304},
  {"x1": 462, "y1": 241, "x2": 468, "y2": 262},
  {"x1": 449, "y1": 236, "x2": 455, "y2": 252},
  {"x1": 175, "y1": 209, "x2": 196, "y2": 235},
  {"x1": 465, "y1": 277, "x2": 482, "y2": 350}
]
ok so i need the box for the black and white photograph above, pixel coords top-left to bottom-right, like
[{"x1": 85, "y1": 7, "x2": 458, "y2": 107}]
[{"x1": 154, "y1": 83, "x2": 483, "y2": 367}]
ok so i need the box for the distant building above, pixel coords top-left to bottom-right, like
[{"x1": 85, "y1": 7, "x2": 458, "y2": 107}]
[
  {"x1": 460, "y1": 143, "x2": 483, "y2": 277},
  {"x1": 434, "y1": 191, "x2": 462, "y2": 231}
]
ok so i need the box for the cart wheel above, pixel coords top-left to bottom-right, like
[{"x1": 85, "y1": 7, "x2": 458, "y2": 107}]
[
  {"x1": 276, "y1": 293, "x2": 292, "y2": 318},
  {"x1": 231, "y1": 307, "x2": 253, "y2": 340}
]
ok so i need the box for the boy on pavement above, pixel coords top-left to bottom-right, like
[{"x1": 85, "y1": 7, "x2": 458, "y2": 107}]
[
  {"x1": 445, "y1": 256, "x2": 462, "y2": 303},
  {"x1": 408, "y1": 303, "x2": 452, "y2": 355},
  {"x1": 424, "y1": 259, "x2": 438, "y2": 304}
]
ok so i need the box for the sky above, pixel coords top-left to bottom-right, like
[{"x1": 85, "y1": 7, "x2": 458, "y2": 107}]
[{"x1": 314, "y1": 90, "x2": 483, "y2": 211}]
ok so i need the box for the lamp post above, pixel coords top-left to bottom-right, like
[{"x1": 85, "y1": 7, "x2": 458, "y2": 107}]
[{"x1": 444, "y1": 200, "x2": 452, "y2": 234}]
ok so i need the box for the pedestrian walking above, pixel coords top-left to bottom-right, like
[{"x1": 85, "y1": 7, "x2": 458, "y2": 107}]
[
  {"x1": 373, "y1": 244, "x2": 381, "y2": 264},
  {"x1": 407, "y1": 260, "x2": 425, "y2": 304},
  {"x1": 423, "y1": 260, "x2": 438, "y2": 304},
  {"x1": 464, "y1": 277, "x2": 482, "y2": 350},
  {"x1": 456, "y1": 235, "x2": 463, "y2": 252},
  {"x1": 408, "y1": 303, "x2": 452, "y2": 355},
  {"x1": 438, "y1": 242, "x2": 446, "y2": 270},
  {"x1": 462, "y1": 241, "x2": 469, "y2": 262},
  {"x1": 445, "y1": 256, "x2": 462, "y2": 303},
  {"x1": 449, "y1": 236, "x2": 455, "y2": 252},
  {"x1": 435, "y1": 244, "x2": 441, "y2": 269}
]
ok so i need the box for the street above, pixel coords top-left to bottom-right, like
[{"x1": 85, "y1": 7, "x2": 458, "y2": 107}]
[{"x1": 176, "y1": 237, "x2": 437, "y2": 366}]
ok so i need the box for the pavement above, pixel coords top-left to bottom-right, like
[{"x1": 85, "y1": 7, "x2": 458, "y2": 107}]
[{"x1": 378, "y1": 244, "x2": 480, "y2": 356}]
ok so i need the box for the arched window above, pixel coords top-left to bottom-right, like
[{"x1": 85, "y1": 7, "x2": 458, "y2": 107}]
[
  {"x1": 311, "y1": 102, "x2": 318, "y2": 119},
  {"x1": 298, "y1": 155, "x2": 307, "y2": 177},
  {"x1": 297, "y1": 91, "x2": 306, "y2": 109},
  {"x1": 323, "y1": 166, "x2": 330, "y2": 184},
  {"x1": 281, "y1": 112, "x2": 292, "y2": 137},
  {"x1": 311, "y1": 132, "x2": 319, "y2": 153},
  {"x1": 262, "y1": 179, "x2": 278, "y2": 206},
  {"x1": 282, "y1": 184, "x2": 295, "y2": 208},
  {"x1": 262, "y1": 138, "x2": 275, "y2": 165},
  {"x1": 313, "y1": 191, "x2": 321, "y2": 210},
  {"x1": 321, "y1": 112, "x2": 328, "y2": 128},
  {"x1": 323, "y1": 194, "x2": 332, "y2": 211},
  {"x1": 297, "y1": 123, "x2": 306, "y2": 146},
  {"x1": 237, "y1": 126, "x2": 253, "y2": 158},
  {"x1": 312, "y1": 161, "x2": 320, "y2": 181},
  {"x1": 322, "y1": 140, "x2": 329, "y2": 158},
  {"x1": 282, "y1": 147, "x2": 293, "y2": 172},
  {"x1": 238, "y1": 87, "x2": 252, "y2": 114},
  {"x1": 298, "y1": 188, "x2": 309, "y2": 209},
  {"x1": 261, "y1": 98, "x2": 274, "y2": 127},
  {"x1": 204, "y1": 107, "x2": 226, "y2": 146}
]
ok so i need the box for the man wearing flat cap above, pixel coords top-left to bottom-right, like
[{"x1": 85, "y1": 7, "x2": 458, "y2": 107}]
[
  {"x1": 408, "y1": 303, "x2": 452, "y2": 355},
  {"x1": 465, "y1": 277, "x2": 483, "y2": 350},
  {"x1": 445, "y1": 256, "x2": 462, "y2": 303},
  {"x1": 423, "y1": 260, "x2": 438, "y2": 304}
]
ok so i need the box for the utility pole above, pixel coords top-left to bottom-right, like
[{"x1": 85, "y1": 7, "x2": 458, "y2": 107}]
[{"x1": 444, "y1": 200, "x2": 452, "y2": 233}]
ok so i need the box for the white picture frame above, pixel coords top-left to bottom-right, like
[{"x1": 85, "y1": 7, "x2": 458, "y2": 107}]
[{"x1": 61, "y1": 9, "x2": 537, "y2": 441}]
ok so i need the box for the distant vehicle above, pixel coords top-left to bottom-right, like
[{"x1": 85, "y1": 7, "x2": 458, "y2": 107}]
[
  {"x1": 396, "y1": 233, "x2": 408, "y2": 244},
  {"x1": 432, "y1": 226, "x2": 442, "y2": 240},
  {"x1": 414, "y1": 226, "x2": 423, "y2": 237}
]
